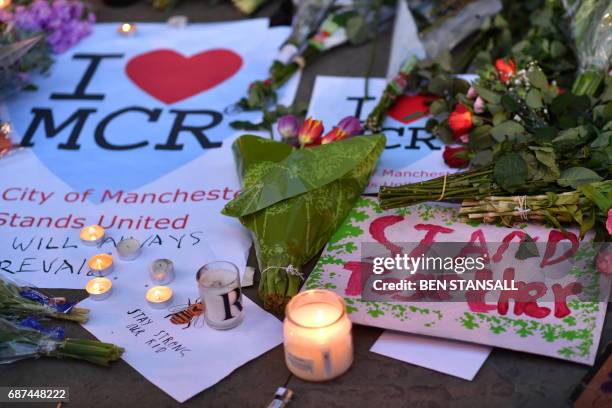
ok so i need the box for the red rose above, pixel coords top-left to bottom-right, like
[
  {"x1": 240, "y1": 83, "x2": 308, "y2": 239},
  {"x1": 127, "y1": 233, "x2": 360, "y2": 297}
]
[
  {"x1": 495, "y1": 58, "x2": 516, "y2": 83},
  {"x1": 443, "y1": 146, "x2": 469, "y2": 168},
  {"x1": 448, "y1": 104, "x2": 472, "y2": 139}
]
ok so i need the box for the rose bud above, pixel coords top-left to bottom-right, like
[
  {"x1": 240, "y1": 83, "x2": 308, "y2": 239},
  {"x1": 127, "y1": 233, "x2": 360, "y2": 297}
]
[
  {"x1": 495, "y1": 58, "x2": 516, "y2": 83},
  {"x1": 443, "y1": 145, "x2": 469, "y2": 168},
  {"x1": 596, "y1": 249, "x2": 612, "y2": 276},
  {"x1": 474, "y1": 96, "x2": 486, "y2": 114},
  {"x1": 448, "y1": 103, "x2": 473, "y2": 140},
  {"x1": 277, "y1": 115, "x2": 300, "y2": 140},
  {"x1": 321, "y1": 116, "x2": 362, "y2": 144},
  {"x1": 466, "y1": 86, "x2": 478, "y2": 99},
  {"x1": 607, "y1": 208, "x2": 612, "y2": 235},
  {"x1": 298, "y1": 117, "x2": 324, "y2": 146}
]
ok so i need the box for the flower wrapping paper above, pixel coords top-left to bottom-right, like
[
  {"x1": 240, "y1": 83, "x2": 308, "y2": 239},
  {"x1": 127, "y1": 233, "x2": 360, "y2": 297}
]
[{"x1": 223, "y1": 134, "x2": 386, "y2": 313}]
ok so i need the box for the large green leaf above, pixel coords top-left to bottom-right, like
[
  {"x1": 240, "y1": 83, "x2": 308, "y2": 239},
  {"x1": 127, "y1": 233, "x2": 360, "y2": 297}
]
[
  {"x1": 493, "y1": 152, "x2": 528, "y2": 192},
  {"x1": 557, "y1": 167, "x2": 603, "y2": 188},
  {"x1": 224, "y1": 134, "x2": 386, "y2": 217}
]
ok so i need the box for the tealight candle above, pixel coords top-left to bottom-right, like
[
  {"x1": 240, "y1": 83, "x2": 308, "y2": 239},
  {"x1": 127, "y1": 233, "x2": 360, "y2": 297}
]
[
  {"x1": 79, "y1": 225, "x2": 105, "y2": 246},
  {"x1": 88, "y1": 253, "x2": 114, "y2": 276},
  {"x1": 196, "y1": 261, "x2": 244, "y2": 330},
  {"x1": 283, "y1": 289, "x2": 353, "y2": 382},
  {"x1": 85, "y1": 277, "x2": 113, "y2": 301},
  {"x1": 146, "y1": 286, "x2": 173, "y2": 309},
  {"x1": 118, "y1": 22, "x2": 137, "y2": 36},
  {"x1": 150, "y1": 259, "x2": 175, "y2": 285},
  {"x1": 116, "y1": 237, "x2": 141, "y2": 261}
]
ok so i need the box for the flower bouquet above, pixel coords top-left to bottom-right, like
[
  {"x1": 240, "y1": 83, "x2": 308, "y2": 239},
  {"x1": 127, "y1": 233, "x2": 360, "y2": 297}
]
[
  {"x1": 237, "y1": 0, "x2": 395, "y2": 110},
  {"x1": 366, "y1": 0, "x2": 610, "y2": 131},
  {"x1": 0, "y1": 317, "x2": 123, "y2": 366},
  {"x1": 0, "y1": 276, "x2": 89, "y2": 323},
  {"x1": 0, "y1": 0, "x2": 95, "y2": 96},
  {"x1": 222, "y1": 125, "x2": 385, "y2": 313},
  {"x1": 379, "y1": 59, "x2": 611, "y2": 238}
]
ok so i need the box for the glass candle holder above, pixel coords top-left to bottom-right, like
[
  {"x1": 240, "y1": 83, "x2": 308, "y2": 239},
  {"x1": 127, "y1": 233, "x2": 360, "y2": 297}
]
[
  {"x1": 196, "y1": 261, "x2": 244, "y2": 330},
  {"x1": 283, "y1": 289, "x2": 353, "y2": 382}
]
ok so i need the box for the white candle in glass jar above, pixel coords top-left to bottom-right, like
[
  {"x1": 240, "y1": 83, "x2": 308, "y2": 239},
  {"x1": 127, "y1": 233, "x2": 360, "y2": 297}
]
[
  {"x1": 196, "y1": 261, "x2": 244, "y2": 330},
  {"x1": 283, "y1": 289, "x2": 353, "y2": 381}
]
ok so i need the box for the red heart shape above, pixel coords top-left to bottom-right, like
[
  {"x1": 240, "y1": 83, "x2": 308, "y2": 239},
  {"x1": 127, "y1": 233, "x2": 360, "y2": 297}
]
[
  {"x1": 387, "y1": 94, "x2": 434, "y2": 124},
  {"x1": 126, "y1": 49, "x2": 243, "y2": 104}
]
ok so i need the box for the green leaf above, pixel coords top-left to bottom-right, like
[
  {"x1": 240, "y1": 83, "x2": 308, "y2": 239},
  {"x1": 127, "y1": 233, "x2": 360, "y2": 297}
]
[
  {"x1": 527, "y1": 68, "x2": 548, "y2": 89},
  {"x1": 551, "y1": 92, "x2": 573, "y2": 114},
  {"x1": 490, "y1": 120, "x2": 525, "y2": 142},
  {"x1": 429, "y1": 99, "x2": 447, "y2": 115},
  {"x1": 525, "y1": 89, "x2": 543, "y2": 109},
  {"x1": 468, "y1": 125, "x2": 493, "y2": 150},
  {"x1": 493, "y1": 152, "x2": 528, "y2": 193},
  {"x1": 516, "y1": 234, "x2": 539, "y2": 260},
  {"x1": 557, "y1": 167, "x2": 603, "y2": 188},
  {"x1": 501, "y1": 94, "x2": 520, "y2": 113},
  {"x1": 578, "y1": 184, "x2": 612, "y2": 213},
  {"x1": 590, "y1": 132, "x2": 610, "y2": 148},
  {"x1": 471, "y1": 150, "x2": 493, "y2": 167},
  {"x1": 474, "y1": 84, "x2": 501, "y2": 104},
  {"x1": 492, "y1": 111, "x2": 508, "y2": 126}
]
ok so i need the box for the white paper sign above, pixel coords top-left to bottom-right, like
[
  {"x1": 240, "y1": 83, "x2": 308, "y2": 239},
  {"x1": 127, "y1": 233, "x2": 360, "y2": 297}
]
[
  {"x1": 307, "y1": 76, "x2": 472, "y2": 193},
  {"x1": 0, "y1": 21, "x2": 297, "y2": 402},
  {"x1": 371, "y1": 331, "x2": 491, "y2": 381},
  {"x1": 80, "y1": 271, "x2": 283, "y2": 403},
  {"x1": 0, "y1": 21, "x2": 300, "y2": 289}
]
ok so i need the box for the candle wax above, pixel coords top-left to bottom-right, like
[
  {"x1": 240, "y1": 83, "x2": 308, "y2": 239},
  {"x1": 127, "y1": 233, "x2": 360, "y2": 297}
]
[{"x1": 290, "y1": 303, "x2": 343, "y2": 328}]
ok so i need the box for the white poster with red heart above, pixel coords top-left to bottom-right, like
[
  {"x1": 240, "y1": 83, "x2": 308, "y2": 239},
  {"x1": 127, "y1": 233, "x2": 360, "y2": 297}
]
[
  {"x1": 307, "y1": 75, "x2": 476, "y2": 193},
  {"x1": 0, "y1": 21, "x2": 300, "y2": 289},
  {"x1": 0, "y1": 20, "x2": 298, "y2": 402}
]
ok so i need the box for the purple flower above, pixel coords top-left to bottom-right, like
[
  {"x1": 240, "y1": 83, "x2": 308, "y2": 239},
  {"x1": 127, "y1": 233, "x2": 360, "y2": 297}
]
[
  {"x1": 5, "y1": 0, "x2": 94, "y2": 54},
  {"x1": 277, "y1": 114, "x2": 299, "y2": 139},
  {"x1": 321, "y1": 116, "x2": 362, "y2": 144},
  {"x1": 336, "y1": 116, "x2": 362, "y2": 136}
]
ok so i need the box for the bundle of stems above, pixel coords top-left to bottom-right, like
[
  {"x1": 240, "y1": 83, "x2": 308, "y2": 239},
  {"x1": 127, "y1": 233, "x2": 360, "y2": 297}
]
[
  {"x1": 459, "y1": 181, "x2": 612, "y2": 233},
  {"x1": 378, "y1": 165, "x2": 557, "y2": 210},
  {"x1": 0, "y1": 318, "x2": 123, "y2": 366},
  {"x1": 0, "y1": 278, "x2": 89, "y2": 324}
]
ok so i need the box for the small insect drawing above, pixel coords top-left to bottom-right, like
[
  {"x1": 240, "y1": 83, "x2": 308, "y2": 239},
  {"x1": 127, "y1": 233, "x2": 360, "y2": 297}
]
[{"x1": 164, "y1": 298, "x2": 205, "y2": 329}]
